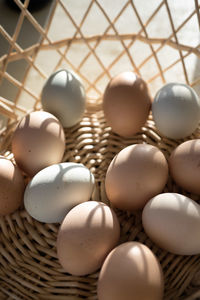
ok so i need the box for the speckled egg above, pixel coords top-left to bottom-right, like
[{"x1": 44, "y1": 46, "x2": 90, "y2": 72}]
[
  {"x1": 12, "y1": 111, "x2": 65, "y2": 177},
  {"x1": 57, "y1": 201, "x2": 120, "y2": 276},
  {"x1": 24, "y1": 162, "x2": 95, "y2": 223},
  {"x1": 0, "y1": 157, "x2": 25, "y2": 215}
]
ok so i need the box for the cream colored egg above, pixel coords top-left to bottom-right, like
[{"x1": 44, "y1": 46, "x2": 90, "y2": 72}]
[{"x1": 142, "y1": 193, "x2": 200, "y2": 255}]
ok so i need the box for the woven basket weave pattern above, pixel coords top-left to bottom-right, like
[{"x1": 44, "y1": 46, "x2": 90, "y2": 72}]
[{"x1": 0, "y1": 0, "x2": 200, "y2": 299}]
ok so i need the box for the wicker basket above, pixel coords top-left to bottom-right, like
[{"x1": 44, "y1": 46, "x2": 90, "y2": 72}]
[{"x1": 0, "y1": 0, "x2": 200, "y2": 299}]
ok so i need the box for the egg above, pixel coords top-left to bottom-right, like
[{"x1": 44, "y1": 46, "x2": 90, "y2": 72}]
[
  {"x1": 41, "y1": 69, "x2": 86, "y2": 128},
  {"x1": 142, "y1": 193, "x2": 200, "y2": 255},
  {"x1": 97, "y1": 242, "x2": 164, "y2": 300},
  {"x1": 12, "y1": 111, "x2": 65, "y2": 177},
  {"x1": 152, "y1": 83, "x2": 200, "y2": 139},
  {"x1": 169, "y1": 139, "x2": 200, "y2": 195},
  {"x1": 0, "y1": 157, "x2": 25, "y2": 215},
  {"x1": 57, "y1": 201, "x2": 120, "y2": 276},
  {"x1": 105, "y1": 144, "x2": 168, "y2": 211},
  {"x1": 24, "y1": 162, "x2": 95, "y2": 223},
  {"x1": 103, "y1": 72, "x2": 151, "y2": 137}
]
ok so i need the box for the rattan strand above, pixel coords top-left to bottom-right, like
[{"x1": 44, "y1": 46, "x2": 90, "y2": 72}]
[{"x1": 0, "y1": 0, "x2": 200, "y2": 299}]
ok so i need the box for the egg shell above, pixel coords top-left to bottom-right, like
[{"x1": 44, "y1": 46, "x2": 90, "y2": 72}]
[
  {"x1": 152, "y1": 83, "x2": 200, "y2": 139},
  {"x1": 97, "y1": 241, "x2": 164, "y2": 300},
  {"x1": 24, "y1": 162, "x2": 95, "y2": 223},
  {"x1": 105, "y1": 144, "x2": 168, "y2": 211},
  {"x1": 169, "y1": 139, "x2": 200, "y2": 195},
  {"x1": 142, "y1": 193, "x2": 200, "y2": 255},
  {"x1": 12, "y1": 111, "x2": 65, "y2": 177},
  {"x1": 0, "y1": 157, "x2": 25, "y2": 215},
  {"x1": 57, "y1": 201, "x2": 120, "y2": 276},
  {"x1": 41, "y1": 69, "x2": 86, "y2": 128},
  {"x1": 103, "y1": 72, "x2": 151, "y2": 137}
]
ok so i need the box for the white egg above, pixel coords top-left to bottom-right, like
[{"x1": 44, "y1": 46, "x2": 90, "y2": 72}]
[
  {"x1": 152, "y1": 83, "x2": 200, "y2": 139},
  {"x1": 24, "y1": 162, "x2": 95, "y2": 223},
  {"x1": 142, "y1": 193, "x2": 200, "y2": 255},
  {"x1": 41, "y1": 69, "x2": 86, "y2": 128}
]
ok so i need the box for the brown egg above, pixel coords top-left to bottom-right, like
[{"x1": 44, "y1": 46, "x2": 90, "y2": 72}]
[
  {"x1": 169, "y1": 139, "x2": 200, "y2": 195},
  {"x1": 103, "y1": 72, "x2": 151, "y2": 137},
  {"x1": 12, "y1": 111, "x2": 65, "y2": 177},
  {"x1": 105, "y1": 144, "x2": 168, "y2": 210},
  {"x1": 0, "y1": 157, "x2": 25, "y2": 215},
  {"x1": 57, "y1": 201, "x2": 120, "y2": 276},
  {"x1": 97, "y1": 242, "x2": 164, "y2": 300}
]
